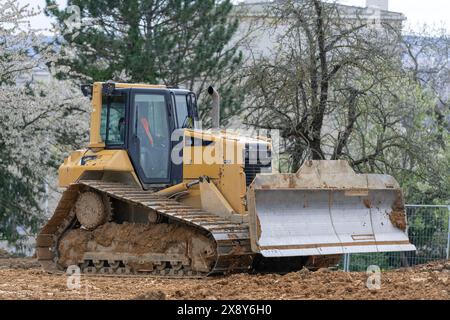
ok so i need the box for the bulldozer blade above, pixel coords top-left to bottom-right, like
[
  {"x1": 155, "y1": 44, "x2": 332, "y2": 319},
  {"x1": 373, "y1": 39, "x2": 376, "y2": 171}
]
[{"x1": 247, "y1": 160, "x2": 416, "y2": 258}]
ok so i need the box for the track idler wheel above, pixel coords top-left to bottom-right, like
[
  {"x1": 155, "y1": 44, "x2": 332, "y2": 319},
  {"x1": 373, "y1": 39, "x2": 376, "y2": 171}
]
[{"x1": 74, "y1": 191, "x2": 111, "y2": 230}]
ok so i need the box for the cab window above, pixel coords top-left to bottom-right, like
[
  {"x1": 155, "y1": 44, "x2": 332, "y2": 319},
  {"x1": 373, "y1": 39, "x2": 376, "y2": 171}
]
[
  {"x1": 100, "y1": 94, "x2": 126, "y2": 145},
  {"x1": 133, "y1": 93, "x2": 170, "y2": 180},
  {"x1": 175, "y1": 95, "x2": 191, "y2": 128}
]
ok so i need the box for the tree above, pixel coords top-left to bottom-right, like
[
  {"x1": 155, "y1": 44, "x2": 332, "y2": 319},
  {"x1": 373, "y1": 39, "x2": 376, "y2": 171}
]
[
  {"x1": 0, "y1": 0, "x2": 90, "y2": 250},
  {"x1": 242, "y1": 0, "x2": 403, "y2": 167},
  {"x1": 240, "y1": 0, "x2": 449, "y2": 187},
  {"x1": 237, "y1": 0, "x2": 449, "y2": 270},
  {"x1": 45, "y1": 0, "x2": 247, "y2": 124},
  {"x1": 399, "y1": 27, "x2": 450, "y2": 204},
  {"x1": 403, "y1": 27, "x2": 449, "y2": 126}
]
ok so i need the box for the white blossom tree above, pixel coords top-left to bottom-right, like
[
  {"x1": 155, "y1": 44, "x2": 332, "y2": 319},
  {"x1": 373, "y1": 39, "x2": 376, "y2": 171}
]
[{"x1": 0, "y1": 0, "x2": 90, "y2": 250}]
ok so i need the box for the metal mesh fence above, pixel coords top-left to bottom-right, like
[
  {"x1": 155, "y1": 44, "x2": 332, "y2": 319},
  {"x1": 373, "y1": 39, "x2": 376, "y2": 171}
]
[{"x1": 340, "y1": 205, "x2": 450, "y2": 272}]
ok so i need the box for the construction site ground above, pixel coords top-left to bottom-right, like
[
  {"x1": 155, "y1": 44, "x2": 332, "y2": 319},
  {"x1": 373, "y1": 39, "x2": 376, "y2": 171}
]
[{"x1": 1, "y1": 249, "x2": 449, "y2": 300}]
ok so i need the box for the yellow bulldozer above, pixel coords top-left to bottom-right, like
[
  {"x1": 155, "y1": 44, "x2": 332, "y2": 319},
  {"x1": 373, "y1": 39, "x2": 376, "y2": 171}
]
[{"x1": 36, "y1": 82, "x2": 415, "y2": 277}]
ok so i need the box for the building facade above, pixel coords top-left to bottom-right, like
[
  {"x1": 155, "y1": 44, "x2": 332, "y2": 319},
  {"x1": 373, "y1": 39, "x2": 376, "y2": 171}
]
[{"x1": 231, "y1": 0, "x2": 406, "y2": 58}]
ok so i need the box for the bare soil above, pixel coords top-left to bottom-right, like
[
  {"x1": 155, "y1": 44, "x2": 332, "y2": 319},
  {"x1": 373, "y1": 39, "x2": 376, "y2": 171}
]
[
  {"x1": 0, "y1": 249, "x2": 10, "y2": 259},
  {"x1": 0, "y1": 256, "x2": 449, "y2": 300},
  {"x1": 58, "y1": 222, "x2": 216, "y2": 272}
]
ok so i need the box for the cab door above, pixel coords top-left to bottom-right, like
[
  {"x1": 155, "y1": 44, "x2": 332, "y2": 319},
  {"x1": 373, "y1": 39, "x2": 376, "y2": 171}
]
[{"x1": 128, "y1": 89, "x2": 176, "y2": 186}]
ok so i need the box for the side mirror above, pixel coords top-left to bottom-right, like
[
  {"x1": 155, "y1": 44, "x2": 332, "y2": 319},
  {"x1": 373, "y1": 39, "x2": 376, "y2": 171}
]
[
  {"x1": 81, "y1": 84, "x2": 93, "y2": 98},
  {"x1": 102, "y1": 81, "x2": 116, "y2": 96}
]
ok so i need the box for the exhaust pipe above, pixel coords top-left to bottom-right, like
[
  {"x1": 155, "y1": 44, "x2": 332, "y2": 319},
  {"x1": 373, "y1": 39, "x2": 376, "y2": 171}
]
[{"x1": 208, "y1": 86, "x2": 220, "y2": 129}]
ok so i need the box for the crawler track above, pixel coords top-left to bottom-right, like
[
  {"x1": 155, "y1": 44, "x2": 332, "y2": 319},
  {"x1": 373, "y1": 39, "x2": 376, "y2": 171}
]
[{"x1": 36, "y1": 181, "x2": 255, "y2": 278}]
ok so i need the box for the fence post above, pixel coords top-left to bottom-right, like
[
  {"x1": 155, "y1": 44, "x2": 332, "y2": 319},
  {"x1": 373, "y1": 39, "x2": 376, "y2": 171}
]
[
  {"x1": 343, "y1": 253, "x2": 351, "y2": 272},
  {"x1": 446, "y1": 206, "x2": 450, "y2": 261},
  {"x1": 347, "y1": 253, "x2": 351, "y2": 272},
  {"x1": 343, "y1": 254, "x2": 347, "y2": 272}
]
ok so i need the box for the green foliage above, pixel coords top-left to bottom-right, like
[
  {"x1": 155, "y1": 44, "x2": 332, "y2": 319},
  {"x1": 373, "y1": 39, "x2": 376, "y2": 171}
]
[
  {"x1": 345, "y1": 207, "x2": 449, "y2": 271},
  {"x1": 45, "y1": 0, "x2": 244, "y2": 123},
  {"x1": 242, "y1": 0, "x2": 449, "y2": 206},
  {"x1": 0, "y1": 138, "x2": 44, "y2": 250}
]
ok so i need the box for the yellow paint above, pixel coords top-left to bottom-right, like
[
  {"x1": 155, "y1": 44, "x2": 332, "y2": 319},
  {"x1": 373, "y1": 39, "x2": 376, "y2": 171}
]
[
  {"x1": 217, "y1": 164, "x2": 247, "y2": 215},
  {"x1": 60, "y1": 82, "x2": 270, "y2": 217},
  {"x1": 182, "y1": 129, "x2": 248, "y2": 215},
  {"x1": 179, "y1": 186, "x2": 202, "y2": 210},
  {"x1": 88, "y1": 82, "x2": 166, "y2": 148},
  {"x1": 183, "y1": 130, "x2": 221, "y2": 179},
  {"x1": 200, "y1": 179, "x2": 236, "y2": 217},
  {"x1": 114, "y1": 83, "x2": 166, "y2": 89},
  {"x1": 58, "y1": 149, "x2": 137, "y2": 187},
  {"x1": 89, "y1": 83, "x2": 104, "y2": 148}
]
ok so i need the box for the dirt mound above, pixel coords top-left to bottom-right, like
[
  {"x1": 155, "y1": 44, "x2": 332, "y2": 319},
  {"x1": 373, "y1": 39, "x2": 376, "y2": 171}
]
[
  {"x1": 411, "y1": 260, "x2": 450, "y2": 273},
  {"x1": 0, "y1": 249, "x2": 12, "y2": 259},
  {"x1": 0, "y1": 258, "x2": 40, "y2": 270},
  {"x1": 57, "y1": 222, "x2": 216, "y2": 272},
  {"x1": 0, "y1": 248, "x2": 40, "y2": 269},
  {"x1": 134, "y1": 290, "x2": 166, "y2": 300}
]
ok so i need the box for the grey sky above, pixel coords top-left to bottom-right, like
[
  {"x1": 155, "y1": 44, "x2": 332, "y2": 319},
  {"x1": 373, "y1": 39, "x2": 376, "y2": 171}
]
[{"x1": 20, "y1": 0, "x2": 450, "y2": 34}]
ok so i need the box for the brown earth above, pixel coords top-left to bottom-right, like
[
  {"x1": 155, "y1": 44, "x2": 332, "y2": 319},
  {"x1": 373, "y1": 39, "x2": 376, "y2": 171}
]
[
  {"x1": 58, "y1": 222, "x2": 216, "y2": 272},
  {"x1": 389, "y1": 210, "x2": 407, "y2": 231},
  {"x1": 0, "y1": 249, "x2": 40, "y2": 270},
  {"x1": 0, "y1": 256, "x2": 449, "y2": 300},
  {"x1": 0, "y1": 249, "x2": 12, "y2": 259}
]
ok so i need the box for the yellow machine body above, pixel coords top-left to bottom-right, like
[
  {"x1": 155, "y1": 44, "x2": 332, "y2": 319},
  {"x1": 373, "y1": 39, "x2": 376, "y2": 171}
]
[
  {"x1": 59, "y1": 130, "x2": 253, "y2": 216},
  {"x1": 59, "y1": 82, "x2": 260, "y2": 216},
  {"x1": 53, "y1": 82, "x2": 415, "y2": 266}
]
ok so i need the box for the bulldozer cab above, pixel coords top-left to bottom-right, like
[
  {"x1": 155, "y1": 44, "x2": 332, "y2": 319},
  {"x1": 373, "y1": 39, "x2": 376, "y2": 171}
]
[{"x1": 96, "y1": 84, "x2": 198, "y2": 187}]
